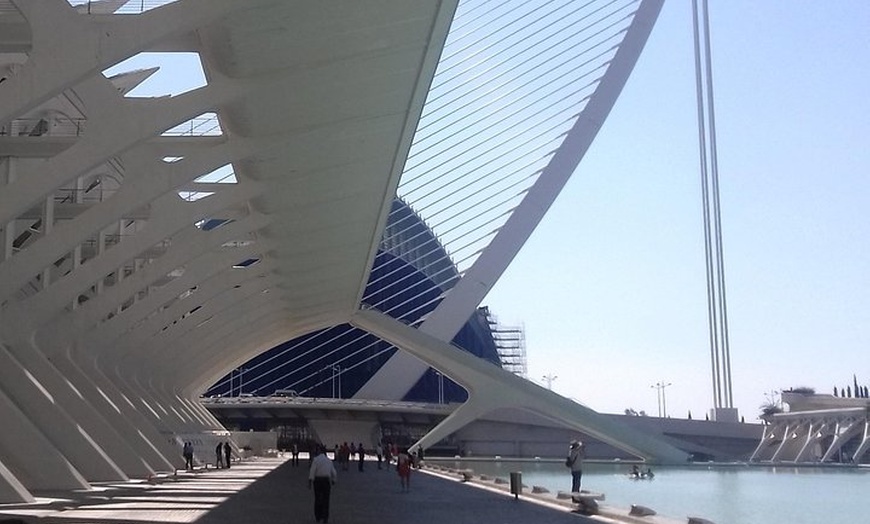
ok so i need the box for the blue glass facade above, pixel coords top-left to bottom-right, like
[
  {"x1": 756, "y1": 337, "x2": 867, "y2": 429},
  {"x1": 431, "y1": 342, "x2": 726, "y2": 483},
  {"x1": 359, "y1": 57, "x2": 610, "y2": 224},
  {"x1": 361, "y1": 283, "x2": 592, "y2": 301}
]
[{"x1": 205, "y1": 200, "x2": 503, "y2": 402}]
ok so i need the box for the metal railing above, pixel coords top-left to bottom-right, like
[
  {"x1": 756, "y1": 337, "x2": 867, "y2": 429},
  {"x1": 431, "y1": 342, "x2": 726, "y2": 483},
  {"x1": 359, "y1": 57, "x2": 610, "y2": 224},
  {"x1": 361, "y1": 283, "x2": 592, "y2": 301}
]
[{"x1": 2, "y1": 118, "x2": 86, "y2": 137}]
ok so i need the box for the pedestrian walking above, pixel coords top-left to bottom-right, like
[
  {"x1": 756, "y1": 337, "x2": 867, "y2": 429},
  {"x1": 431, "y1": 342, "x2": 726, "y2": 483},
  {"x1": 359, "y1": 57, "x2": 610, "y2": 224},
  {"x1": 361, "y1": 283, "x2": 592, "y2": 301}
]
[
  {"x1": 182, "y1": 442, "x2": 194, "y2": 470},
  {"x1": 308, "y1": 445, "x2": 337, "y2": 523},
  {"x1": 397, "y1": 448, "x2": 412, "y2": 492}
]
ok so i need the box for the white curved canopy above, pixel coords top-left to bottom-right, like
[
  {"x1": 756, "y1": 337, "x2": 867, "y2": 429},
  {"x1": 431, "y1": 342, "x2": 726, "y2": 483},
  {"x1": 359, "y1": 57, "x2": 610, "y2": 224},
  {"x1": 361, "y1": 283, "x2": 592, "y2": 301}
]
[{"x1": 0, "y1": 0, "x2": 684, "y2": 503}]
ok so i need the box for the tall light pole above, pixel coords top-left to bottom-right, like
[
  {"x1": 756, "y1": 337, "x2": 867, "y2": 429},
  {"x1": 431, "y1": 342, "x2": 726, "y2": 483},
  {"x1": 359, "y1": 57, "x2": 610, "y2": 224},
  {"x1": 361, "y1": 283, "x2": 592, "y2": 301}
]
[
  {"x1": 651, "y1": 381, "x2": 673, "y2": 417},
  {"x1": 332, "y1": 365, "x2": 341, "y2": 399},
  {"x1": 435, "y1": 371, "x2": 444, "y2": 404},
  {"x1": 542, "y1": 374, "x2": 558, "y2": 390}
]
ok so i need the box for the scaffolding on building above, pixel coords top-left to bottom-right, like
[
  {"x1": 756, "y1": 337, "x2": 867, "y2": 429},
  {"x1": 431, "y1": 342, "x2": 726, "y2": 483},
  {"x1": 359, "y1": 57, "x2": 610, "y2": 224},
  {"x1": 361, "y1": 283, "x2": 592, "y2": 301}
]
[{"x1": 484, "y1": 308, "x2": 527, "y2": 378}]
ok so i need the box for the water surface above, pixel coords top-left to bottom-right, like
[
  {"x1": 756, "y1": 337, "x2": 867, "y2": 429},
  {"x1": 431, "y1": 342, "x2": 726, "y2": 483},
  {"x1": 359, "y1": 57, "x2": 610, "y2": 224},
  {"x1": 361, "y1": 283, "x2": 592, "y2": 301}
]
[{"x1": 437, "y1": 459, "x2": 866, "y2": 523}]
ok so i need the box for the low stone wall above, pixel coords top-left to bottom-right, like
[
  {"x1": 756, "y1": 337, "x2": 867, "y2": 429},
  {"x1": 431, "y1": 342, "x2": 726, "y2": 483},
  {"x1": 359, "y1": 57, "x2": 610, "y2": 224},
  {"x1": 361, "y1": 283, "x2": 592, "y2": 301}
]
[{"x1": 424, "y1": 463, "x2": 688, "y2": 524}]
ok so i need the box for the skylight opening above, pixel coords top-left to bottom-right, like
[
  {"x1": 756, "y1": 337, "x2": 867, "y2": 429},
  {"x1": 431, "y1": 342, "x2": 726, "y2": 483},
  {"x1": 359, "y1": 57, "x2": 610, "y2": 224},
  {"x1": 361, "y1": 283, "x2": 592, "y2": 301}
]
[
  {"x1": 233, "y1": 258, "x2": 261, "y2": 269},
  {"x1": 223, "y1": 240, "x2": 255, "y2": 248},
  {"x1": 195, "y1": 164, "x2": 237, "y2": 184},
  {"x1": 163, "y1": 112, "x2": 222, "y2": 137},
  {"x1": 178, "y1": 191, "x2": 214, "y2": 202},
  {"x1": 69, "y1": 1, "x2": 178, "y2": 14},
  {"x1": 103, "y1": 52, "x2": 206, "y2": 97},
  {"x1": 197, "y1": 218, "x2": 234, "y2": 231}
]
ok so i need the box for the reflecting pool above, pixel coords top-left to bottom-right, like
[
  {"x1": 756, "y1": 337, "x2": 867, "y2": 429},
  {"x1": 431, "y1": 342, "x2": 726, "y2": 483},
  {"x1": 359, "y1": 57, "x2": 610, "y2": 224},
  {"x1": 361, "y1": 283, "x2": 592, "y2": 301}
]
[{"x1": 436, "y1": 459, "x2": 867, "y2": 523}]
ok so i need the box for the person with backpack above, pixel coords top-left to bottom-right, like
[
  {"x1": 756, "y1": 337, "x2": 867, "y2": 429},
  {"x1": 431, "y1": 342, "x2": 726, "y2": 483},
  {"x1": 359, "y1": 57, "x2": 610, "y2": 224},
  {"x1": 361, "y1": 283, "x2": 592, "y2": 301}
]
[{"x1": 566, "y1": 440, "x2": 585, "y2": 492}]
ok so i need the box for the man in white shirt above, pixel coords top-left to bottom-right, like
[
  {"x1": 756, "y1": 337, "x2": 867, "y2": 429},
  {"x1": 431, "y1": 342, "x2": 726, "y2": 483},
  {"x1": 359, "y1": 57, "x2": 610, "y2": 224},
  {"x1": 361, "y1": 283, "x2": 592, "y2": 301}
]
[{"x1": 308, "y1": 445, "x2": 337, "y2": 523}]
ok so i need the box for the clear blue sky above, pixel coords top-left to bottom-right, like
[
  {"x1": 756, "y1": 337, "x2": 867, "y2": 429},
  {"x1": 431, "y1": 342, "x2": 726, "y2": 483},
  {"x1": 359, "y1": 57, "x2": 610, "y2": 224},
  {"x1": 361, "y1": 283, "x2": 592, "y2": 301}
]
[{"x1": 484, "y1": 1, "x2": 870, "y2": 421}]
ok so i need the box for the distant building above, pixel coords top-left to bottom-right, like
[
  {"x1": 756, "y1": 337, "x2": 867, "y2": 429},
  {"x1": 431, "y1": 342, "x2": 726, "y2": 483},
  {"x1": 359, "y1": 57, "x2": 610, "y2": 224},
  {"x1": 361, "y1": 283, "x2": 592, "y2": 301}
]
[
  {"x1": 205, "y1": 199, "x2": 526, "y2": 403},
  {"x1": 750, "y1": 390, "x2": 870, "y2": 464}
]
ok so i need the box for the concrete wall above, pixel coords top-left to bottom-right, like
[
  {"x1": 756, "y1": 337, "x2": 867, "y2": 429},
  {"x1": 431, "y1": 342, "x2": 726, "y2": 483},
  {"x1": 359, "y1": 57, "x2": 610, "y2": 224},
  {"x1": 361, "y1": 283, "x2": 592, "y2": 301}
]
[{"x1": 449, "y1": 409, "x2": 763, "y2": 461}]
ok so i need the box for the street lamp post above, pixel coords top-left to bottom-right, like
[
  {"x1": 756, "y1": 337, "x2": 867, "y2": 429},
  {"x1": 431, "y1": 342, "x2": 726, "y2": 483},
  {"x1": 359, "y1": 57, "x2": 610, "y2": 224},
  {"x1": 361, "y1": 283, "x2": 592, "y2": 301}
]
[
  {"x1": 650, "y1": 381, "x2": 673, "y2": 417},
  {"x1": 542, "y1": 374, "x2": 558, "y2": 390},
  {"x1": 331, "y1": 365, "x2": 342, "y2": 399},
  {"x1": 435, "y1": 371, "x2": 444, "y2": 404}
]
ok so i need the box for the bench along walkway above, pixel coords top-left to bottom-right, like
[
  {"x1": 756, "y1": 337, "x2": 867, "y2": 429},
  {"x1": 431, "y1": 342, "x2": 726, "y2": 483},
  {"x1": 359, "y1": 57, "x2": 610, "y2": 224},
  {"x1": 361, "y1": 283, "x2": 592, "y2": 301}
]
[{"x1": 0, "y1": 456, "x2": 679, "y2": 524}]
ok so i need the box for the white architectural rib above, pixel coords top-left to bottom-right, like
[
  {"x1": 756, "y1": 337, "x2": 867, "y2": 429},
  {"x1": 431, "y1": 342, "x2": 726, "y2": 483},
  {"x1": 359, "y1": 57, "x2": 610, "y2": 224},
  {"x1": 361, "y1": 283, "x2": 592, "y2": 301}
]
[
  {"x1": 351, "y1": 308, "x2": 688, "y2": 463},
  {"x1": 0, "y1": 0, "x2": 256, "y2": 122}
]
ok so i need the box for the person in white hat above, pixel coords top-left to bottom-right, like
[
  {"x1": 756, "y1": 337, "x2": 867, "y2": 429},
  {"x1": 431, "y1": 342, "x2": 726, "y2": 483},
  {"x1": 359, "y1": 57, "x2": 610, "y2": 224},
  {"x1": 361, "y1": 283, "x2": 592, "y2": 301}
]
[{"x1": 566, "y1": 440, "x2": 586, "y2": 492}]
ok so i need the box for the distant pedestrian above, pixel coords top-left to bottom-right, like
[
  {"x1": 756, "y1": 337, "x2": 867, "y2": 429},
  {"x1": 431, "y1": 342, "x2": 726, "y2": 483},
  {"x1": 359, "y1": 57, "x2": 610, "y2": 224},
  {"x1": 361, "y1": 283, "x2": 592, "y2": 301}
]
[
  {"x1": 383, "y1": 442, "x2": 392, "y2": 465},
  {"x1": 215, "y1": 442, "x2": 224, "y2": 468},
  {"x1": 357, "y1": 442, "x2": 365, "y2": 472},
  {"x1": 223, "y1": 441, "x2": 232, "y2": 469},
  {"x1": 340, "y1": 442, "x2": 350, "y2": 471},
  {"x1": 376, "y1": 443, "x2": 384, "y2": 469},
  {"x1": 566, "y1": 440, "x2": 585, "y2": 492},
  {"x1": 183, "y1": 442, "x2": 194, "y2": 470},
  {"x1": 292, "y1": 443, "x2": 300, "y2": 467},
  {"x1": 397, "y1": 448, "x2": 412, "y2": 492},
  {"x1": 308, "y1": 445, "x2": 337, "y2": 523}
]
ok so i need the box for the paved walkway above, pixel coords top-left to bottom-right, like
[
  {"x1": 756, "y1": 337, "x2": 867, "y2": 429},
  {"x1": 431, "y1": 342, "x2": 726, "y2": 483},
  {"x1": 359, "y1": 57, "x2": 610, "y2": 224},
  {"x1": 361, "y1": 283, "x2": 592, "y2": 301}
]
[{"x1": 0, "y1": 456, "x2": 676, "y2": 524}]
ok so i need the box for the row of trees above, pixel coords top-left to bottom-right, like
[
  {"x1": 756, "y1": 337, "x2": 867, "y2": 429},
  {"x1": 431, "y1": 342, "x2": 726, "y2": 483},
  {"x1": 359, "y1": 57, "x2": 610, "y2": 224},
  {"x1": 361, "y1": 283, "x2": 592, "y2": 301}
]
[
  {"x1": 833, "y1": 375, "x2": 869, "y2": 398},
  {"x1": 833, "y1": 385, "x2": 869, "y2": 398}
]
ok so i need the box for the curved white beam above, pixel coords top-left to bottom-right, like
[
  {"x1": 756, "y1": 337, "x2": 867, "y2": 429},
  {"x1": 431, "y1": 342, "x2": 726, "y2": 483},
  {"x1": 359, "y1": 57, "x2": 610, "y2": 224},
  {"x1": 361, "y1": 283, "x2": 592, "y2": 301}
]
[{"x1": 351, "y1": 308, "x2": 688, "y2": 463}]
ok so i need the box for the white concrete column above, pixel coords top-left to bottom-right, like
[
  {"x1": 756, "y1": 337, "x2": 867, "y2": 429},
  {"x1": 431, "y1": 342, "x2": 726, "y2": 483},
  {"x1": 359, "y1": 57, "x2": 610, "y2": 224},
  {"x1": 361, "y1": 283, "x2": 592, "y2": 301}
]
[
  {"x1": 59, "y1": 354, "x2": 177, "y2": 470},
  {"x1": 749, "y1": 422, "x2": 782, "y2": 462},
  {"x1": 820, "y1": 419, "x2": 860, "y2": 463},
  {"x1": 851, "y1": 421, "x2": 870, "y2": 463},
  {"x1": 0, "y1": 340, "x2": 127, "y2": 482},
  {"x1": 794, "y1": 422, "x2": 825, "y2": 462},
  {"x1": 0, "y1": 458, "x2": 33, "y2": 504},
  {"x1": 47, "y1": 352, "x2": 167, "y2": 475},
  {"x1": 0, "y1": 358, "x2": 90, "y2": 491}
]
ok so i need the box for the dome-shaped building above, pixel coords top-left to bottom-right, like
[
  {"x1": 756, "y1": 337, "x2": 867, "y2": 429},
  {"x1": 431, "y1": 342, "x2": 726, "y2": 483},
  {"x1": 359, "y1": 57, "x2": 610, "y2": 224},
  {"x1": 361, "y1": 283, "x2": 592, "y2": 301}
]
[{"x1": 205, "y1": 199, "x2": 513, "y2": 403}]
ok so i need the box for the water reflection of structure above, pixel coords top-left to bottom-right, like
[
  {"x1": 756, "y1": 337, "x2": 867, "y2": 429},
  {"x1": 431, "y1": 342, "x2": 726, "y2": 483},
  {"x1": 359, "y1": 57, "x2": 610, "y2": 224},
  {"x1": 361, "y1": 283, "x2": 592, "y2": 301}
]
[{"x1": 750, "y1": 391, "x2": 870, "y2": 464}]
